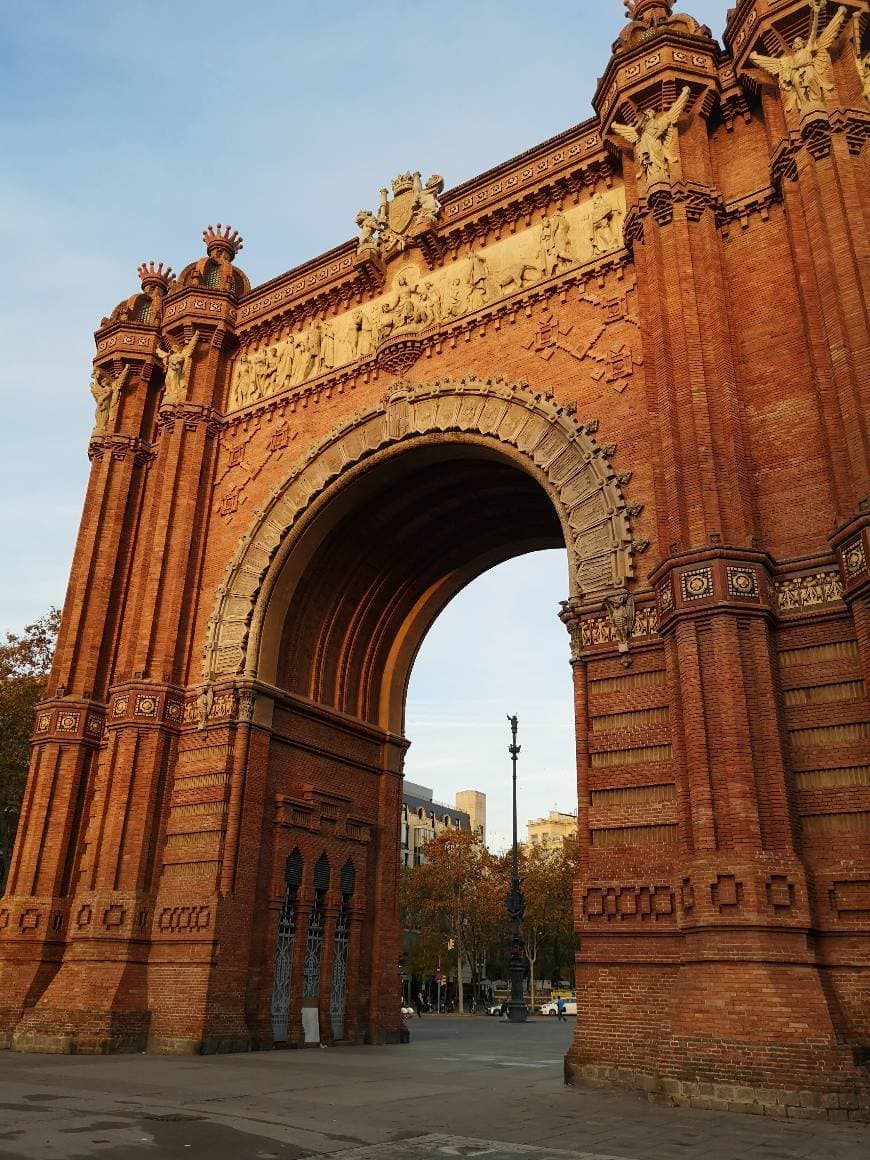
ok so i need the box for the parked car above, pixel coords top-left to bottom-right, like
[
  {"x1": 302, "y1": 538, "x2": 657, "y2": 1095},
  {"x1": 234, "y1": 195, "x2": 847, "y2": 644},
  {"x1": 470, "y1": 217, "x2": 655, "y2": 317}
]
[
  {"x1": 401, "y1": 1005, "x2": 415, "y2": 1017},
  {"x1": 486, "y1": 1001, "x2": 532, "y2": 1016},
  {"x1": 539, "y1": 998, "x2": 577, "y2": 1016}
]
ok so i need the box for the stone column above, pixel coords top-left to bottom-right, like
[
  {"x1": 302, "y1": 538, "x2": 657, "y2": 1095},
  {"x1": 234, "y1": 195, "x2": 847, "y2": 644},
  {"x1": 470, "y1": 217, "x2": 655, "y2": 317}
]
[
  {"x1": 0, "y1": 294, "x2": 162, "y2": 1047},
  {"x1": 10, "y1": 242, "x2": 244, "y2": 1052},
  {"x1": 364, "y1": 738, "x2": 406, "y2": 1044},
  {"x1": 729, "y1": 0, "x2": 869, "y2": 523}
]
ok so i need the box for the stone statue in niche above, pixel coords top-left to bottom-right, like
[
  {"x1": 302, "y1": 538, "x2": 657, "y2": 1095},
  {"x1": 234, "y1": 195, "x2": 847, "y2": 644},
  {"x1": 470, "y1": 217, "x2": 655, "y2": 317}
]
[
  {"x1": 197, "y1": 685, "x2": 214, "y2": 731},
  {"x1": 591, "y1": 193, "x2": 622, "y2": 255},
  {"x1": 157, "y1": 330, "x2": 200, "y2": 405},
  {"x1": 751, "y1": 2, "x2": 848, "y2": 114},
  {"x1": 90, "y1": 365, "x2": 130, "y2": 432},
  {"x1": 612, "y1": 86, "x2": 691, "y2": 184},
  {"x1": 604, "y1": 590, "x2": 636, "y2": 656},
  {"x1": 853, "y1": 13, "x2": 870, "y2": 101}
]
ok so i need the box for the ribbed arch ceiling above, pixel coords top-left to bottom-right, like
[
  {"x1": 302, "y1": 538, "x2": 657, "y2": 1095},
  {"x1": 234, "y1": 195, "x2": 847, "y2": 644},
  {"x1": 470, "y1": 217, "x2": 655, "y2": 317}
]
[{"x1": 276, "y1": 443, "x2": 565, "y2": 728}]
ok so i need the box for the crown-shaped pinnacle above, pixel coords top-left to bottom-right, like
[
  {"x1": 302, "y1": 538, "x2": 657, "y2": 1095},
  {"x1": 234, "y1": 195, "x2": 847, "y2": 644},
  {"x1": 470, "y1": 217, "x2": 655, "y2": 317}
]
[
  {"x1": 202, "y1": 223, "x2": 244, "y2": 260},
  {"x1": 624, "y1": 0, "x2": 674, "y2": 21},
  {"x1": 137, "y1": 261, "x2": 175, "y2": 291}
]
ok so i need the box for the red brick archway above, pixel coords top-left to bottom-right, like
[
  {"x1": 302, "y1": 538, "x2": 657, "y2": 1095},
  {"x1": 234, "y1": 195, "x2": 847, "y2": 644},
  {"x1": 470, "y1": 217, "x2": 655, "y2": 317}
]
[{"x1": 1, "y1": 0, "x2": 868, "y2": 1118}]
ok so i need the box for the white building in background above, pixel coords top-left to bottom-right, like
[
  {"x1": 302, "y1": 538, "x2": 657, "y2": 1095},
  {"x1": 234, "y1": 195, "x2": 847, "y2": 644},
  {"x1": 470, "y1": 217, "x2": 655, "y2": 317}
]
[
  {"x1": 526, "y1": 809, "x2": 577, "y2": 853},
  {"x1": 400, "y1": 782, "x2": 487, "y2": 867}
]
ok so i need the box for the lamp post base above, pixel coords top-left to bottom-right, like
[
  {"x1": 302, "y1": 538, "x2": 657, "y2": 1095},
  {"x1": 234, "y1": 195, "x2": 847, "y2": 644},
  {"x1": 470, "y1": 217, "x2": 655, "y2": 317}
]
[{"x1": 507, "y1": 948, "x2": 527, "y2": 1023}]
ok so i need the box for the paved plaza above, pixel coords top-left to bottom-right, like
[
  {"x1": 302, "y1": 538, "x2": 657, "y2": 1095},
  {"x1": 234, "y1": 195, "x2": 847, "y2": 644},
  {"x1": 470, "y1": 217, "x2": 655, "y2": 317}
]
[{"x1": 0, "y1": 1017, "x2": 865, "y2": 1160}]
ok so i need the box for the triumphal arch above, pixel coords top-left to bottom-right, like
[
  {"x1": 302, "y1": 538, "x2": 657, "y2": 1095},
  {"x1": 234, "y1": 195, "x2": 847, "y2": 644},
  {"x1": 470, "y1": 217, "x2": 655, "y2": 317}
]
[{"x1": 2, "y1": 0, "x2": 868, "y2": 1116}]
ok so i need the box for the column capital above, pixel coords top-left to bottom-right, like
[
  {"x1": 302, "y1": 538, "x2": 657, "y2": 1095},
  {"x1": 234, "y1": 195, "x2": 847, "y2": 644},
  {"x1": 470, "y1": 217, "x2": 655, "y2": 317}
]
[
  {"x1": 831, "y1": 503, "x2": 870, "y2": 601},
  {"x1": 650, "y1": 545, "x2": 774, "y2": 630}
]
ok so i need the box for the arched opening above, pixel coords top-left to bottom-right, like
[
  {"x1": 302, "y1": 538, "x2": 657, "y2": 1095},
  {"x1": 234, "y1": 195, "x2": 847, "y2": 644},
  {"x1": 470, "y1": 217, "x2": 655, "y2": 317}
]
[
  {"x1": 273, "y1": 441, "x2": 565, "y2": 732},
  {"x1": 210, "y1": 378, "x2": 637, "y2": 1047}
]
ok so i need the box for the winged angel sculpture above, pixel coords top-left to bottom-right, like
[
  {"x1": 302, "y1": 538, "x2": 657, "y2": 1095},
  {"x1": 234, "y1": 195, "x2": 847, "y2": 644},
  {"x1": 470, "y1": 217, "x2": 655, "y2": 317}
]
[
  {"x1": 612, "y1": 87, "x2": 691, "y2": 185},
  {"x1": 751, "y1": 1, "x2": 848, "y2": 114},
  {"x1": 90, "y1": 365, "x2": 130, "y2": 432}
]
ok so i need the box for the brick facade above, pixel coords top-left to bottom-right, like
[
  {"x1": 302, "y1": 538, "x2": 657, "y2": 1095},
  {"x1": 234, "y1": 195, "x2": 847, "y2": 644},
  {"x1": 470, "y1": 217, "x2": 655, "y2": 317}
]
[{"x1": 1, "y1": 0, "x2": 868, "y2": 1117}]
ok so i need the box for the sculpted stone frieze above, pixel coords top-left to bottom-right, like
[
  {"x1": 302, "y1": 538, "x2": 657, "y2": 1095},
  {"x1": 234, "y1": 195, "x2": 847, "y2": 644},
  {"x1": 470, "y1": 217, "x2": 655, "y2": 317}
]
[
  {"x1": 228, "y1": 188, "x2": 627, "y2": 413},
  {"x1": 772, "y1": 570, "x2": 844, "y2": 613}
]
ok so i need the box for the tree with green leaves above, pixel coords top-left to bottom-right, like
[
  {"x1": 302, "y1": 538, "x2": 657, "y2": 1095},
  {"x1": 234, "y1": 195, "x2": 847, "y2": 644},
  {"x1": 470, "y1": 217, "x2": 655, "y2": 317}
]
[
  {"x1": 0, "y1": 608, "x2": 61, "y2": 892},
  {"x1": 519, "y1": 839, "x2": 580, "y2": 1006},
  {"x1": 400, "y1": 829, "x2": 507, "y2": 1012}
]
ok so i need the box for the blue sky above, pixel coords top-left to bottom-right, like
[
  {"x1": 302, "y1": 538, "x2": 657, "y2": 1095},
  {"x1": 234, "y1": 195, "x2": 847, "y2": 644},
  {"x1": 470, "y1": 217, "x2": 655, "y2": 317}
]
[{"x1": 2, "y1": 0, "x2": 731, "y2": 849}]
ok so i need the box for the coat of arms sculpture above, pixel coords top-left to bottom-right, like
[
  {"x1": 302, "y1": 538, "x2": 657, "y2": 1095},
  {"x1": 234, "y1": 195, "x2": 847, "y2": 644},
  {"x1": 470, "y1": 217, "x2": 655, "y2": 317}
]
[{"x1": 356, "y1": 171, "x2": 444, "y2": 259}]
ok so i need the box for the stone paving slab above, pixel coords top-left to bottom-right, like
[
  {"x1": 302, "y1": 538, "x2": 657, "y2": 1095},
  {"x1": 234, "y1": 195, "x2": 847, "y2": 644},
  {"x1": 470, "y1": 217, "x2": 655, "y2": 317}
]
[
  {"x1": 0, "y1": 1018, "x2": 865, "y2": 1160},
  {"x1": 298, "y1": 1135, "x2": 627, "y2": 1159}
]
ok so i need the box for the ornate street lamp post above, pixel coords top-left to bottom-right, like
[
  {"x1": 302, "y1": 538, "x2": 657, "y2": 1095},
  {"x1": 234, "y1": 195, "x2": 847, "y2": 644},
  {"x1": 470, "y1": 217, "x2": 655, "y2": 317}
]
[{"x1": 505, "y1": 714, "x2": 527, "y2": 1023}]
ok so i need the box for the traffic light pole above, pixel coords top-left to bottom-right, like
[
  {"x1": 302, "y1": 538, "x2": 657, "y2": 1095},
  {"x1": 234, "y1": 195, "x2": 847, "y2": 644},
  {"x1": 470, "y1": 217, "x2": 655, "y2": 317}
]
[{"x1": 506, "y1": 714, "x2": 527, "y2": 1023}]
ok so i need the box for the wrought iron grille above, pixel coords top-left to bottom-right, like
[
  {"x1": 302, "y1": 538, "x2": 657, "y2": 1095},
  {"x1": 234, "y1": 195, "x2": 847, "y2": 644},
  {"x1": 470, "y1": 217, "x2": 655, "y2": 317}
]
[
  {"x1": 302, "y1": 896, "x2": 325, "y2": 997},
  {"x1": 270, "y1": 889, "x2": 296, "y2": 1041},
  {"x1": 270, "y1": 848, "x2": 303, "y2": 1042},
  {"x1": 330, "y1": 905, "x2": 349, "y2": 1040},
  {"x1": 330, "y1": 860, "x2": 355, "y2": 1040}
]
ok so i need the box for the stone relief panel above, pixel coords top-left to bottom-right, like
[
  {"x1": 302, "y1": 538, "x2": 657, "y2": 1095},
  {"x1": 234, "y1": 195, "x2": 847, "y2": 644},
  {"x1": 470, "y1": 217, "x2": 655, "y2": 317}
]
[{"x1": 227, "y1": 189, "x2": 627, "y2": 413}]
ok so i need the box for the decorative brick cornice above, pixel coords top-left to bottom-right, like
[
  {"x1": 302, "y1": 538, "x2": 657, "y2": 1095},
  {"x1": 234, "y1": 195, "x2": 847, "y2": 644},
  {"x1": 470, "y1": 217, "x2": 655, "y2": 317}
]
[
  {"x1": 771, "y1": 107, "x2": 870, "y2": 188},
  {"x1": 104, "y1": 680, "x2": 259, "y2": 733},
  {"x1": 718, "y1": 184, "x2": 778, "y2": 238},
  {"x1": 94, "y1": 322, "x2": 160, "y2": 358},
  {"x1": 87, "y1": 433, "x2": 153, "y2": 465},
  {"x1": 651, "y1": 547, "x2": 773, "y2": 630},
  {"x1": 770, "y1": 569, "x2": 845, "y2": 615},
  {"x1": 31, "y1": 698, "x2": 105, "y2": 746},
  {"x1": 650, "y1": 546, "x2": 858, "y2": 627},
  {"x1": 624, "y1": 181, "x2": 727, "y2": 235},
  {"x1": 155, "y1": 402, "x2": 223, "y2": 437},
  {"x1": 161, "y1": 287, "x2": 237, "y2": 331},
  {"x1": 594, "y1": 27, "x2": 720, "y2": 127}
]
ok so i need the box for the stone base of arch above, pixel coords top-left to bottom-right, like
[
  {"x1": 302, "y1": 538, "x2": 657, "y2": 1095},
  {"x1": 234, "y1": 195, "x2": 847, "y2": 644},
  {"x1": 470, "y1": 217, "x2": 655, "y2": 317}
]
[
  {"x1": 568, "y1": 969, "x2": 867, "y2": 1113},
  {"x1": 566, "y1": 948, "x2": 870, "y2": 1118}
]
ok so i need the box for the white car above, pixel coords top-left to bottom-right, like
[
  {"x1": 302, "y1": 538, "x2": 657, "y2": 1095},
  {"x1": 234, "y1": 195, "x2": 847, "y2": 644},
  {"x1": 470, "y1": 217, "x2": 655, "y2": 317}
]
[
  {"x1": 539, "y1": 998, "x2": 577, "y2": 1016},
  {"x1": 401, "y1": 1005, "x2": 415, "y2": 1017}
]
